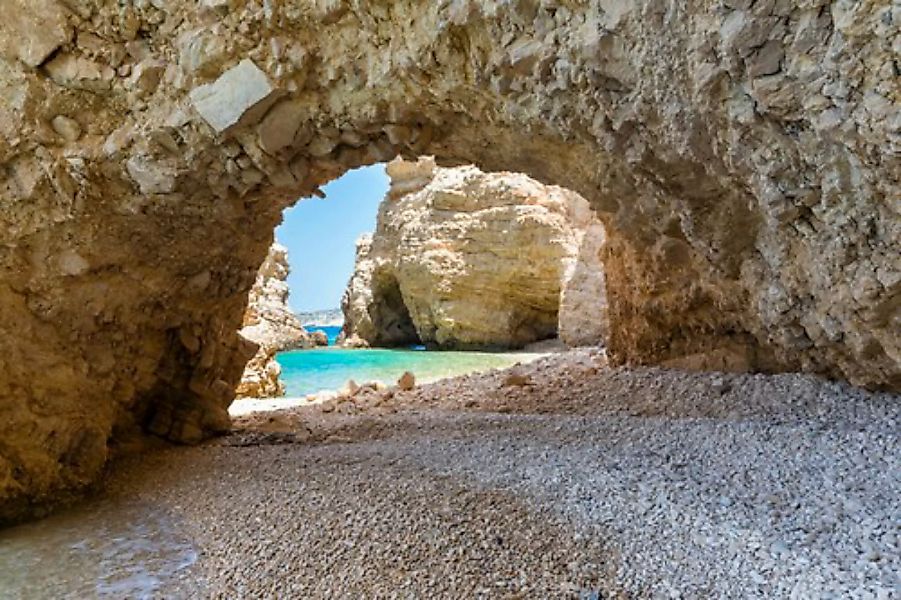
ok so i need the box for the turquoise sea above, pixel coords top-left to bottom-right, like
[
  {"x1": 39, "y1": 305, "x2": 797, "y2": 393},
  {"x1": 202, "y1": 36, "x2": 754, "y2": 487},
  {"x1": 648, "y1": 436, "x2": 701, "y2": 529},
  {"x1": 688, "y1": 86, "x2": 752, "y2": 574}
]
[{"x1": 277, "y1": 347, "x2": 537, "y2": 397}]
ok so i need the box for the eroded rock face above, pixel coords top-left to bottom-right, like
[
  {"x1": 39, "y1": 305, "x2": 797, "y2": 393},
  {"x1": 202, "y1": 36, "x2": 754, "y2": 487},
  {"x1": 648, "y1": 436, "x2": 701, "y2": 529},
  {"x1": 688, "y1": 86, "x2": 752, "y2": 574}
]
[
  {"x1": 236, "y1": 345, "x2": 286, "y2": 399},
  {"x1": 0, "y1": 1, "x2": 897, "y2": 520},
  {"x1": 239, "y1": 243, "x2": 312, "y2": 353},
  {"x1": 340, "y1": 158, "x2": 608, "y2": 349},
  {"x1": 236, "y1": 243, "x2": 318, "y2": 399}
]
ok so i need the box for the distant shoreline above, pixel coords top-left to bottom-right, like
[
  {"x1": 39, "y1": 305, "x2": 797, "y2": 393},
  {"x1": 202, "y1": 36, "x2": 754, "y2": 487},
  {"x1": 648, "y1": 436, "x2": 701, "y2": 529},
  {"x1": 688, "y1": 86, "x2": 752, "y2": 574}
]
[{"x1": 297, "y1": 307, "x2": 343, "y2": 328}]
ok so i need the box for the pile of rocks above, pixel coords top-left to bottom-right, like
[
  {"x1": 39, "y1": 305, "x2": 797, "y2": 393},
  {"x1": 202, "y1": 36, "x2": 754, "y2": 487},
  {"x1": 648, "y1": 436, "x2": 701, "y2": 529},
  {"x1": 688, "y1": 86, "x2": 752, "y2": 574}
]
[{"x1": 311, "y1": 371, "x2": 417, "y2": 415}]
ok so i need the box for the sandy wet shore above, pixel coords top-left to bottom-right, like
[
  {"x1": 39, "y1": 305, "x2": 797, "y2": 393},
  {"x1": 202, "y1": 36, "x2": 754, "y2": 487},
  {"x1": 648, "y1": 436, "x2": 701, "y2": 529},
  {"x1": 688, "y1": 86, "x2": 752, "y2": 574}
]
[{"x1": 2, "y1": 350, "x2": 897, "y2": 598}]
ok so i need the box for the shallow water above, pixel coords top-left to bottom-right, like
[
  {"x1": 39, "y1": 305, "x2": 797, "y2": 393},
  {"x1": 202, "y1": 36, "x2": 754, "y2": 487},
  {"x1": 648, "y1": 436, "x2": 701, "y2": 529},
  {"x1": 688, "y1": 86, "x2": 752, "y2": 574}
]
[
  {"x1": 0, "y1": 499, "x2": 199, "y2": 599},
  {"x1": 278, "y1": 347, "x2": 540, "y2": 396}
]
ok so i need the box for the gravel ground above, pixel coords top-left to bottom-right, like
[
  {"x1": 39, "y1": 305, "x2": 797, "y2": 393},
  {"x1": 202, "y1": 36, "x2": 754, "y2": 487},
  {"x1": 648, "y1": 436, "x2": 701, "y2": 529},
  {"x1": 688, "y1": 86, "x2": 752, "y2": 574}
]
[{"x1": 3, "y1": 351, "x2": 898, "y2": 598}]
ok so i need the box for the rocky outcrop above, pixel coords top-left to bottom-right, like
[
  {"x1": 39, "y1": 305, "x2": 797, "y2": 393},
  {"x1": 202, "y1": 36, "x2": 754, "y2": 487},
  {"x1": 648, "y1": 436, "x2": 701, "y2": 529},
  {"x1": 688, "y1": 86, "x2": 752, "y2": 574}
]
[
  {"x1": 340, "y1": 158, "x2": 608, "y2": 349},
  {"x1": 240, "y1": 243, "x2": 313, "y2": 353},
  {"x1": 236, "y1": 243, "x2": 321, "y2": 399},
  {"x1": 236, "y1": 345, "x2": 285, "y2": 399},
  {"x1": 0, "y1": 1, "x2": 897, "y2": 520}
]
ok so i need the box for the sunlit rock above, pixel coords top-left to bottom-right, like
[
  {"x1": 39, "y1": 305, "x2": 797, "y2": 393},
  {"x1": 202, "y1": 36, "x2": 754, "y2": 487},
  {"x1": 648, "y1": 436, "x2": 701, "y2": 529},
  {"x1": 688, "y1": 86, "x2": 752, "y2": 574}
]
[
  {"x1": 0, "y1": 0, "x2": 896, "y2": 521},
  {"x1": 189, "y1": 59, "x2": 280, "y2": 135},
  {"x1": 340, "y1": 158, "x2": 609, "y2": 350},
  {"x1": 236, "y1": 243, "x2": 323, "y2": 399}
]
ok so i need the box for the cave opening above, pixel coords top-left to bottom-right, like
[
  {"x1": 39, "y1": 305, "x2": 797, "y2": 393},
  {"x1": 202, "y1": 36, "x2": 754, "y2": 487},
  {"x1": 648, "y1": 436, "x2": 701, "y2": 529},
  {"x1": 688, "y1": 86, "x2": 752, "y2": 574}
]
[
  {"x1": 1, "y1": 0, "x2": 896, "y2": 532},
  {"x1": 233, "y1": 156, "x2": 610, "y2": 402},
  {"x1": 366, "y1": 268, "x2": 421, "y2": 348}
]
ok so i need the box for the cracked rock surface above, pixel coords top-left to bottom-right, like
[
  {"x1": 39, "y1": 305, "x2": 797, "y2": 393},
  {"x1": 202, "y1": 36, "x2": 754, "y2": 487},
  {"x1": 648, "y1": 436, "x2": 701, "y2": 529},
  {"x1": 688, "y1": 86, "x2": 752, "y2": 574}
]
[
  {"x1": 236, "y1": 242, "x2": 322, "y2": 399},
  {"x1": 0, "y1": 1, "x2": 898, "y2": 517},
  {"x1": 340, "y1": 157, "x2": 609, "y2": 349}
]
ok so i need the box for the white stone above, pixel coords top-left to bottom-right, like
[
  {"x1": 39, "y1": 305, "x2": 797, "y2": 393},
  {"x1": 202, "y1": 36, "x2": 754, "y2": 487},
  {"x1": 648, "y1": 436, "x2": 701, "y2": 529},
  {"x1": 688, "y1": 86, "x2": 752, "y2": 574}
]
[
  {"x1": 189, "y1": 59, "x2": 280, "y2": 135},
  {"x1": 126, "y1": 155, "x2": 177, "y2": 195}
]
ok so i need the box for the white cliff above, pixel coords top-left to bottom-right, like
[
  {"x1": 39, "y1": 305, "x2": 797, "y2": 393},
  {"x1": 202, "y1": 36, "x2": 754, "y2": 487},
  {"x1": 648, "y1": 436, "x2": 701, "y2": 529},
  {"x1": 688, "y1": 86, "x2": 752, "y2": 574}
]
[{"x1": 340, "y1": 158, "x2": 608, "y2": 350}]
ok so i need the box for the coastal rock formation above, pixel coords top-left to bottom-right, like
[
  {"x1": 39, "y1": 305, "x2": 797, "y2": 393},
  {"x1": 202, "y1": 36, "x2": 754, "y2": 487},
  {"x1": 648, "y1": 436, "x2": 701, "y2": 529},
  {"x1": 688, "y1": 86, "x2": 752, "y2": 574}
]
[
  {"x1": 340, "y1": 158, "x2": 608, "y2": 349},
  {"x1": 240, "y1": 243, "x2": 313, "y2": 353},
  {"x1": 235, "y1": 345, "x2": 285, "y2": 399},
  {"x1": 0, "y1": 1, "x2": 897, "y2": 519},
  {"x1": 237, "y1": 243, "x2": 321, "y2": 399}
]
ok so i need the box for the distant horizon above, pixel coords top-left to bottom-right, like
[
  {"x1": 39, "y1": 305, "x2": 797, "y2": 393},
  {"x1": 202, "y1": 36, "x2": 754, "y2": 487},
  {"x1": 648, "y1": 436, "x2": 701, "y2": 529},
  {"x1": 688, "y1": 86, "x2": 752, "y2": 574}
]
[
  {"x1": 275, "y1": 164, "x2": 389, "y2": 313},
  {"x1": 295, "y1": 306, "x2": 343, "y2": 314}
]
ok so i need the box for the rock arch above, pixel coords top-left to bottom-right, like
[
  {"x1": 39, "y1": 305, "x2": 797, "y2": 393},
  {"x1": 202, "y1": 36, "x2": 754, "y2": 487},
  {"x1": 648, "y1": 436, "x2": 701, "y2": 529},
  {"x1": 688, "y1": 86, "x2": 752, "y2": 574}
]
[{"x1": 0, "y1": 1, "x2": 897, "y2": 519}]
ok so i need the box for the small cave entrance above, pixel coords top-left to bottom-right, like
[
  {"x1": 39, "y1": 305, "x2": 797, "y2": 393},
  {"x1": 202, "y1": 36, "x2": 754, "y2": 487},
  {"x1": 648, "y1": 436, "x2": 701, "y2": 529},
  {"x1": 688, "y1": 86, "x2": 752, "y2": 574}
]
[{"x1": 367, "y1": 269, "x2": 420, "y2": 348}]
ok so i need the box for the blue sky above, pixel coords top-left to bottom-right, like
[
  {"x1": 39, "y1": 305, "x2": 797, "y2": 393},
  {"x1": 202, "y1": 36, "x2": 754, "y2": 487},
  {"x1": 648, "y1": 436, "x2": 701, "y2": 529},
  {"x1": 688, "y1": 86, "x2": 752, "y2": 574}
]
[{"x1": 275, "y1": 164, "x2": 389, "y2": 312}]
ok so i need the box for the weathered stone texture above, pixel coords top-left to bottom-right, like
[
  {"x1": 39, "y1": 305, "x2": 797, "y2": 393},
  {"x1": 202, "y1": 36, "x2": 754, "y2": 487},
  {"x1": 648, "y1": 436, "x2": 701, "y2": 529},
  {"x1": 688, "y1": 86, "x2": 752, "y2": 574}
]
[
  {"x1": 236, "y1": 242, "x2": 321, "y2": 399},
  {"x1": 340, "y1": 158, "x2": 608, "y2": 350},
  {"x1": 0, "y1": 0, "x2": 897, "y2": 520},
  {"x1": 189, "y1": 59, "x2": 281, "y2": 135},
  {"x1": 0, "y1": 0, "x2": 73, "y2": 68}
]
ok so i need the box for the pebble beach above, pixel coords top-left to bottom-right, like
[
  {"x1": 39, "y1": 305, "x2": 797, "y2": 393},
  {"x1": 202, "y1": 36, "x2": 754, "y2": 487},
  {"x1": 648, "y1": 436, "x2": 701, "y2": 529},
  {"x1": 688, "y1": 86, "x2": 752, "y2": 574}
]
[{"x1": 1, "y1": 350, "x2": 897, "y2": 598}]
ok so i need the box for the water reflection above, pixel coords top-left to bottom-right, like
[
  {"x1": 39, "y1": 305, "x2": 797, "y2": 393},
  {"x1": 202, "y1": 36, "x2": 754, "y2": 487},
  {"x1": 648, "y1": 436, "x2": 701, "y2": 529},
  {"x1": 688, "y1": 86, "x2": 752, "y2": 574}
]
[{"x1": 0, "y1": 498, "x2": 199, "y2": 599}]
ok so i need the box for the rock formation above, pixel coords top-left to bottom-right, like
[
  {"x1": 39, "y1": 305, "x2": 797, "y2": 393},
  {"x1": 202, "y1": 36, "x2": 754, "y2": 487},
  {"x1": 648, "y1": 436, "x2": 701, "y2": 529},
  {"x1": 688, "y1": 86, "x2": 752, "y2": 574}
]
[
  {"x1": 236, "y1": 344, "x2": 285, "y2": 399},
  {"x1": 236, "y1": 243, "x2": 321, "y2": 399},
  {"x1": 240, "y1": 243, "x2": 314, "y2": 353},
  {"x1": 0, "y1": 1, "x2": 897, "y2": 520},
  {"x1": 340, "y1": 158, "x2": 608, "y2": 349}
]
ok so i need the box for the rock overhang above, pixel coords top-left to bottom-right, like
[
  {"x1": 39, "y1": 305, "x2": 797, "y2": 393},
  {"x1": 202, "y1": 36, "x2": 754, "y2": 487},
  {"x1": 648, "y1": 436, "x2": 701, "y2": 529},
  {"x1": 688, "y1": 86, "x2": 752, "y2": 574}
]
[{"x1": 0, "y1": 0, "x2": 897, "y2": 522}]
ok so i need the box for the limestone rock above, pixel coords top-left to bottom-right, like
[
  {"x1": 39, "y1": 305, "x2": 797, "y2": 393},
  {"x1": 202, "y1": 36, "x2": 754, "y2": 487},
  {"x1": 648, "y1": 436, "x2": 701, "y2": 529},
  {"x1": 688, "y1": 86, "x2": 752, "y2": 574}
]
[
  {"x1": 128, "y1": 60, "x2": 165, "y2": 97},
  {"x1": 309, "y1": 330, "x2": 329, "y2": 347},
  {"x1": 189, "y1": 59, "x2": 280, "y2": 135},
  {"x1": 503, "y1": 371, "x2": 532, "y2": 387},
  {"x1": 240, "y1": 243, "x2": 315, "y2": 353},
  {"x1": 126, "y1": 155, "x2": 178, "y2": 195},
  {"x1": 50, "y1": 116, "x2": 81, "y2": 142},
  {"x1": 0, "y1": 0, "x2": 73, "y2": 67},
  {"x1": 397, "y1": 371, "x2": 416, "y2": 391},
  {"x1": 340, "y1": 158, "x2": 609, "y2": 350},
  {"x1": 559, "y1": 222, "x2": 609, "y2": 348},
  {"x1": 257, "y1": 100, "x2": 307, "y2": 155},
  {"x1": 0, "y1": 0, "x2": 897, "y2": 522},
  {"x1": 44, "y1": 53, "x2": 114, "y2": 91},
  {"x1": 235, "y1": 345, "x2": 285, "y2": 399},
  {"x1": 236, "y1": 243, "x2": 319, "y2": 399}
]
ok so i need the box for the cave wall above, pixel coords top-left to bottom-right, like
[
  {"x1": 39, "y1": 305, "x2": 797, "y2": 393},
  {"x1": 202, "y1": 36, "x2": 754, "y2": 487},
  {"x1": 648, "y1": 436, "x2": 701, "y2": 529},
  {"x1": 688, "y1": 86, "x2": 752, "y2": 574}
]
[{"x1": 0, "y1": 0, "x2": 897, "y2": 520}]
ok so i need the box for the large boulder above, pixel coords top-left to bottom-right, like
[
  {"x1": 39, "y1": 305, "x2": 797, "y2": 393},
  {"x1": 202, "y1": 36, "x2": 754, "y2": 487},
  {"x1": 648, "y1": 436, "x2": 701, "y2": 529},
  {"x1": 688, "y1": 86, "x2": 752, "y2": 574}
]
[
  {"x1": 340, "y1": 158, "x2": 608, "y2": 349},
  {"x1": 235, "y1": 345, "x2": 285, "y2": 399},
  {"x1": 239, "y1": 243, "x2": 314, "y2": 353}
]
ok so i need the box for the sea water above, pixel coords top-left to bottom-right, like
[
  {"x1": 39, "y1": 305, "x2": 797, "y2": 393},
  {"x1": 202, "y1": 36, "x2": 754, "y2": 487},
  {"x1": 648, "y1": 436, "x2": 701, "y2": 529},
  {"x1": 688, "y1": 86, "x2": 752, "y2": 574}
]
[
  {"x1": 277, "y1": 347, "x2": 538, "y2": 397},
  {"x1": 0, "y1": 500, "x2": 199, "y2": 598}
]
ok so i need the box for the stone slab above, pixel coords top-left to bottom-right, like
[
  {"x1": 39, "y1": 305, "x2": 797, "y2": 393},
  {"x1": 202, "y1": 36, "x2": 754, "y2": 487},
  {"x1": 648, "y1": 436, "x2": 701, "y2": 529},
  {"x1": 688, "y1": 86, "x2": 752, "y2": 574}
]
[{"x1": 189, "y1": 59, "x2": 280, "y2": 135}]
